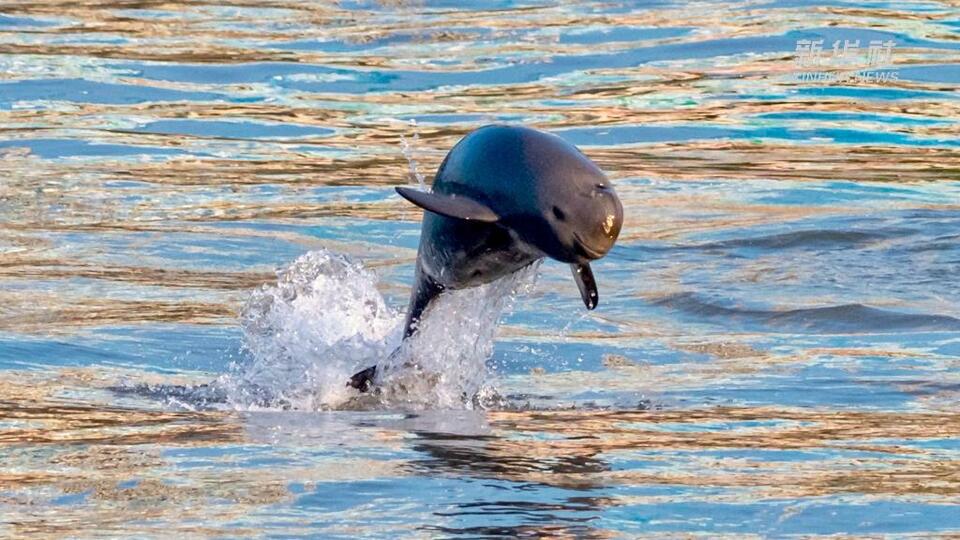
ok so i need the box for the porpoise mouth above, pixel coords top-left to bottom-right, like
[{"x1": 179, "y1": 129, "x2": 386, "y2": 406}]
[{"x1": 572, "y1": 233, "x2": 607, "y2": 260}]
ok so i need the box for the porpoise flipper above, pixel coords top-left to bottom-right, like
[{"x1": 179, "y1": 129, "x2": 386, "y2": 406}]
[
  {"x1": 570, "y1": 262, "x2": 598, "y2": 310},
  {"x1": 396, "y1": 186, "x2": 499, "y2": 222}
]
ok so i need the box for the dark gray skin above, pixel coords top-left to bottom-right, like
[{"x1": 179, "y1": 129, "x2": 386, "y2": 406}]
[{"x1": 349, "y1": 125, "x2": 623, "y2": 391}]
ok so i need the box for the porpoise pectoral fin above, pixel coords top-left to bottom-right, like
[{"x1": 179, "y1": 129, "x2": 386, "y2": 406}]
[
  {"x1": 396, "y1": 186, "x2": 499, "y2": 222},
  {"x1": 570, "y1": 263, "x2": 598, "y2": 310}
]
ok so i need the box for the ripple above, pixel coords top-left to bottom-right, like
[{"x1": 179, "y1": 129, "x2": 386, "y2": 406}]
[
  {"x1": 132, "y1": 119, "x2": 335, "y2": 140},
  {"x1": 0, "y1": 78, "x2": 225, "y2": 104},
  {"x1": 653, "y1": 292, "x2": 960, "y2": 333},
  {"x1": 0, "y1": 138, "x2": 188, "y2": 159}
]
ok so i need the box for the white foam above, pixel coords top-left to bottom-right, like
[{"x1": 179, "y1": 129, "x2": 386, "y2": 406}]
[{"x1": 222, "y1": 249, "x2": 539, "y2": 411}]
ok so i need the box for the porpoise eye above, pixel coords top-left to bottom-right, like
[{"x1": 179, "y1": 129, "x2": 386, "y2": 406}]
[{"x1": 552, "y1": 206, "x2": 566, "y2": 221}]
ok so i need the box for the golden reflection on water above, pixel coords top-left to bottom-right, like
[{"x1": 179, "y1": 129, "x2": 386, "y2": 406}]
[
  {"x1": 1, "y1": 366, "x2": 957, "y2": 535},
  {"x1": 480, "y1": 408, "x2": 960, "y2": 499}
]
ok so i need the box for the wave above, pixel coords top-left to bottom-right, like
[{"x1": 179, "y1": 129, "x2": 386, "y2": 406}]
[
  {"x1": 653, "y1": 292, "x2": 960, "y2": 334},
  {"x1": 611, "y1": 228, "x2": 910, "y2": 263},
  {"x1": 697, "y1": 229, "x2": 903, "y2": 251}
]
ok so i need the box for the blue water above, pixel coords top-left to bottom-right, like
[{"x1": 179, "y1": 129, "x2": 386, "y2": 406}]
[{"x1": 1, "y1": 0, "x2": 958, "y2": 537}]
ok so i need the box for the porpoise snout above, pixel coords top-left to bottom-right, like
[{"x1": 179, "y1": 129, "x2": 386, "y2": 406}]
[{"x1": 575, "y1": 185, "x2": 623, "y2": 261}]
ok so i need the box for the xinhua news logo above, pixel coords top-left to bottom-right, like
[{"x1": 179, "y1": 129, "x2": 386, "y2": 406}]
[{"x1": 792, "y1": 39, "x2": 899, "y2": 84}]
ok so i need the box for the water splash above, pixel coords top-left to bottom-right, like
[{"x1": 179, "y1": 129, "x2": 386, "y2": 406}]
[
  {"x1": 375, "y1": 261, "x2": 541, "y2": 409},
  {"x1": 225, "y1": 250, "x2": 402, "y2": 410},
  {"x1": 222, "y1": 249, "x2": 539, "y2": 411},
  {"x1": 399, "y1": 120, "x2": 427, "y2": 189}
]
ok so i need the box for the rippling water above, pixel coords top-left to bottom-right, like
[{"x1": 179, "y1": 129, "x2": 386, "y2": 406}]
[{"x1": 2, "y1": 0, "x2": 960, "y2": 537}]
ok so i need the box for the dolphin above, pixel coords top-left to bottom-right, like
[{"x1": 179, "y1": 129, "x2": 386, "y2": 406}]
[{"x1": 349, "y1": 125, "x2": 623, "y2": 391}]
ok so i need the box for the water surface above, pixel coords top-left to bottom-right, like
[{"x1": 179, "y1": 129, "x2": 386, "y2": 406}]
[{"x1": 1, "y1": 0, "x2": 959, "y2": 537}]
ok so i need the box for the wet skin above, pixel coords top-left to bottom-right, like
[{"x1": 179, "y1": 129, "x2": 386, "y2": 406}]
[{"x1": 349, "y1": 125, "x2": 623, "y2": 391}]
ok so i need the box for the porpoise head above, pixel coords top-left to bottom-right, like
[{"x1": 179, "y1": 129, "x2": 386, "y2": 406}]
[{"x1": 396, "y1": 125, "x2": 623, "y2": 309}]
